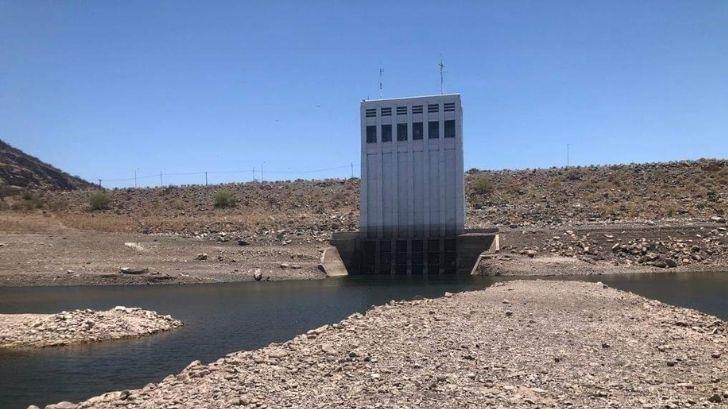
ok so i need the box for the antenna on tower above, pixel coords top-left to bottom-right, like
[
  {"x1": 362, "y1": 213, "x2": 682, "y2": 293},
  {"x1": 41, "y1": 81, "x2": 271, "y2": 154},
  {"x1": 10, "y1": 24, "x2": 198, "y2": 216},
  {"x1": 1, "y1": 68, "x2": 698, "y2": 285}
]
[
  {"x1": 438, "y1": 55, "x2": 445, "y2": 94},
  {"x1": 378, "y1": 66, "x2": 383, "y2": 98}
]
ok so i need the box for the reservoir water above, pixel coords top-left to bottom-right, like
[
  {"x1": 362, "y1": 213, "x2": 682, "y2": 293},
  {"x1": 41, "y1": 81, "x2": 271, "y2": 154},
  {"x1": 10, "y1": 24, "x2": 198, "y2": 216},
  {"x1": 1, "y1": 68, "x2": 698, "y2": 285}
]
[{"x1": 0, "y1": 272, "x2": 726, "y2": 408}]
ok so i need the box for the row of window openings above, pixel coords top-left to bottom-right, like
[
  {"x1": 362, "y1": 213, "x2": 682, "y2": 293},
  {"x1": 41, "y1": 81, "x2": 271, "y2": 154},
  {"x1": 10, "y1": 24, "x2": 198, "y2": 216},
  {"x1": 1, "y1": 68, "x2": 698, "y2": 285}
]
[
  {"x1": 366, "y1": 120, "x2": 455, "y2": 143},
  {"x1": 365, "y1": 103, "x2": 455, "y2": 118}
]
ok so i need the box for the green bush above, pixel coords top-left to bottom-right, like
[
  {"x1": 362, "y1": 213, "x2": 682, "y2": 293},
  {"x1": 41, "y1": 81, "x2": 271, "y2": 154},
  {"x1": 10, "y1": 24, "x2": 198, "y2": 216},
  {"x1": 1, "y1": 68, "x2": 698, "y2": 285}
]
[
  {"x1": 213, "y1": 189, "x2": 236, "y2": 208},
  {"x1": 89, "y1": 191, "x2": 111, "y2": 211},
  {"x1": 471, "y1": 175, "x2": 494, "y2": 195}
]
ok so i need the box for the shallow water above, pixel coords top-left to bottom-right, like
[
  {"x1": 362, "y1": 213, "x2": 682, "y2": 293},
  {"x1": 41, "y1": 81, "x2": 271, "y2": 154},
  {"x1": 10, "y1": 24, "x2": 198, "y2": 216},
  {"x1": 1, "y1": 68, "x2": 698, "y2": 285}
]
[{"x1": 0, "y1": 272, "x2": 725, "y2": 408}]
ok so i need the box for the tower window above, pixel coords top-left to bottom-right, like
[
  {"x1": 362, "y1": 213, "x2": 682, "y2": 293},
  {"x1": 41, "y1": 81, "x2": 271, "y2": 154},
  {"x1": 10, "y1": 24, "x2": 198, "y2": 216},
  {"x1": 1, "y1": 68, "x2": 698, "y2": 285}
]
[
  {"x1": 412, "y1": 105, "x2": 423, "y2": 114},
  {"x1": 365, "y1": 108, "x2": 377, "y2": 118},
  {"x1": 412, "y1": 122, "x2": 423, "y2": 140},
  {"x1": 428, "y1": 121, "x2": 439, "y2": 139},
  {"x1": 366, "y1": 125, "x2": 377, "y2": 143},
  {"x1": 381, "y1": 124, "x2": 392, "y2": 142},
  {"x1": 444, "y1": 120, "x2": 455, "y2": 138},
  {"x1": 381, "y1": 107, "x2": 392, "y2": 117},
  {"x1": 444, "y1": 102, "x2": 455, "y2": 112},
  {"x1": 397, "y1": 123, "x2": 408, "y2": 141},
  {"x1": 428, "y1": 104, "x2": 439, "y2": 113},
  {"x1": 396, "y1": 106, "x2": 407, "y2": 115}
]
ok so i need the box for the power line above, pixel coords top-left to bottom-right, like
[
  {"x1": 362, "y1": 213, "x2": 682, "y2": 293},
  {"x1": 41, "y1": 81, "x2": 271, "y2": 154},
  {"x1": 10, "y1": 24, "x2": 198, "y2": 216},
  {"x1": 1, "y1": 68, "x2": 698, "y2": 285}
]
[{"x1": 94, "y1": 162, "x2": 360, "y2": 188}]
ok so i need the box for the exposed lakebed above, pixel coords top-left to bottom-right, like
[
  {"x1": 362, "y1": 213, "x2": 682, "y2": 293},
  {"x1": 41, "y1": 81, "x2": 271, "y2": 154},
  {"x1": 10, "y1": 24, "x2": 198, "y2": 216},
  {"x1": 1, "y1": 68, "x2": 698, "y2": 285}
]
[{"x1": 0, "y1": 272, "x2": 726, "y2": 408}]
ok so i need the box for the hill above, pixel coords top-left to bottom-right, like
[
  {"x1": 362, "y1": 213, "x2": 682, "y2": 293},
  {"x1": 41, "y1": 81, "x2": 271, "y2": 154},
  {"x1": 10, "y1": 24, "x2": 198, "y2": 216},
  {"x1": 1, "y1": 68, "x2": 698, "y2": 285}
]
[{"x1": 0, "y1": 139, "x2": 94, "y2": 191}]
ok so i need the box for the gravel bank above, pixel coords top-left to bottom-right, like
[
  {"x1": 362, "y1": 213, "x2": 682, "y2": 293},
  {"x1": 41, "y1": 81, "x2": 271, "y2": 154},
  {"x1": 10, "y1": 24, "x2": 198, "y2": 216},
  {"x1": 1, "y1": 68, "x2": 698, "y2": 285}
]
[
  {"x1": 41, "y1": 281, "x2": 726, "y2": 408},
  {"x1": 0, "y1": 307, "x2": 182, "y2": 349}
]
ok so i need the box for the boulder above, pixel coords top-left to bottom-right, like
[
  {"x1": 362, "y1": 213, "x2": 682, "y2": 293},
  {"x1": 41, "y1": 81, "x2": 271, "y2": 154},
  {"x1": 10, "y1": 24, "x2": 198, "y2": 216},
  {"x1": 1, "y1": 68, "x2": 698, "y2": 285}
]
[{"x1": 119, "y1": 267, "x2": 149, "y2": 275}]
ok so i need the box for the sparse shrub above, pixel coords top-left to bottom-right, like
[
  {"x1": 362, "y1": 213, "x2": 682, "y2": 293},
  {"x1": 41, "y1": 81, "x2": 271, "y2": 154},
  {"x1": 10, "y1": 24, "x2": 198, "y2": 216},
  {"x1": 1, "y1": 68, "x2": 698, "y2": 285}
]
[
  {"x1": 13, "y1": 191, "x2": 44, "y2": 210},
  {"x1": 47, "y1": 197, "x2": 70, "y2": 212},
  {"x1": 89, "y1": 191, "x2": 111, "y2": 211},
  {"x1": 565, "y1": 169, "x2": 582, "y2": 181},
  {"x1": 213, "y1": 189, "x2": 236, "y2": 208},
  {"x1": 471, "y1": 175, "x2": 494, "y2": 195}
]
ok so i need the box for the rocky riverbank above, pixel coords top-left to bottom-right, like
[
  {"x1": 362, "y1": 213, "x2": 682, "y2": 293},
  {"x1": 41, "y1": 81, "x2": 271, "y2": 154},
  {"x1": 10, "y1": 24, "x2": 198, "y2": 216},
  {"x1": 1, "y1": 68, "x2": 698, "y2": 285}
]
[
  {"x1": 475, "y1": 222, "x2": 728, "y2": 276},
  {"x1": 0, "y1": 307, "x2": 182, "y2": 349},
  {"x1": 38, "y1": 281, "x2": 726, "y2": 408}
]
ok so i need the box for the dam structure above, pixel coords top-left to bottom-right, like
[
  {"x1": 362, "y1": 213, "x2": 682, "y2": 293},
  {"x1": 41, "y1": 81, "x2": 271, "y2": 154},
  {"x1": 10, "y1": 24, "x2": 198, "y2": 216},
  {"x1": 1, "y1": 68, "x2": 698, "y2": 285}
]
[{"x1": 329, "y1": 94, "x2": 495, "y2": 276}]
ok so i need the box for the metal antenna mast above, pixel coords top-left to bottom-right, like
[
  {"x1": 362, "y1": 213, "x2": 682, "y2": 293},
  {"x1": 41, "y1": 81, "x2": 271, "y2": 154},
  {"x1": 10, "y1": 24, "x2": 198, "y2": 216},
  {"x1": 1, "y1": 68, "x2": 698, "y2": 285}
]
[
  {"x1": 439, "y1": 56, "x2": 445, "y2": 94},
  {"x1": 378, "y1": 67, "x2": 383, "y2": 98},
  {"x1": 566, "y1": 144, "x2": 570, "y2": 167}
]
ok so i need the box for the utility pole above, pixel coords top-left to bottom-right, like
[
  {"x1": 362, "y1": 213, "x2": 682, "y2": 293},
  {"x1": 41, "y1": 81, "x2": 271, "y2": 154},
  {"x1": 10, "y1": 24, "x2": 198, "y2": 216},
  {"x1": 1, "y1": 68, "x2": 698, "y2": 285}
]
[
  {"x1": 260, "y1": 162, "x2": 265, "y2": 182},
  {"x1": 159, "y1": 171, "x2": 163, "y2": 187},
  {"x1": 205, "y1": 171, "x2": 208, "y2": 186},
  {"x1": 97, "y1": 179, "x2": 102, "y2": 189},
  {"x1": 439, "y1": 56, "x2": 445, "y2": 95},
  {"x1": 350, "y1": 162, "x2": 354, "y2": 179},
  {"x1": 252, "y1": 167, "x2": 256, "y2": 182},
  {"x1": 134, "y1": 169, "x2": 137, "y2": 188}
]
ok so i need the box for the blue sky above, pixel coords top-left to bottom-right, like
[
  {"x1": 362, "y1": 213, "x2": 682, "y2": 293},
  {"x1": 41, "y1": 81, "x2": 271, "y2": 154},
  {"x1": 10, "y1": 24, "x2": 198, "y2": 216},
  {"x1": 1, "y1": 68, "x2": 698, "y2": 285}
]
[{"x1": 1, "y1": 1, "x2": 727, "y2": 187}]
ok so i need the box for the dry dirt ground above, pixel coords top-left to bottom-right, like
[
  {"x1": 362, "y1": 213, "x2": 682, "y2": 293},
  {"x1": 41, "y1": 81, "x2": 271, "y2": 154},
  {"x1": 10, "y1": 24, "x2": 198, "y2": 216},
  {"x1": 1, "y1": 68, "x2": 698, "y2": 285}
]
[
  {"x1": 38, "y1": 281, "x2": 727, "y2": 409},
  {"x1": 0, "y1": 307, "x2": 182, "y2": 349},
  {"x1": 1, "y1": 214, "x2": 726, "y2": 287},
  {"x1": 0, "y1": 213, "x2": 323, "y2": 287}
]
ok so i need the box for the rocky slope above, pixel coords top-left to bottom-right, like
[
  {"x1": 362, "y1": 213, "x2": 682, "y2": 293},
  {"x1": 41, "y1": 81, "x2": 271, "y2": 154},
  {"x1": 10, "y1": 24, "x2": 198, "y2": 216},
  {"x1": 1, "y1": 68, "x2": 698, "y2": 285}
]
[
  {"x1": 39, "y1": 281, "x2": 727, "y2": 408},
  {"x1": 466, "y1": 159, "x2": 727, "y2": 229},
  {"x1": 0, "y1": 139, "x2": 94, "y2": 192},
  {"x1": 0, "y1": 306, "x2": 182, "y2": 349},
  {"x1": 15, "y1": 159, "x2": 727, "y2": 241}
]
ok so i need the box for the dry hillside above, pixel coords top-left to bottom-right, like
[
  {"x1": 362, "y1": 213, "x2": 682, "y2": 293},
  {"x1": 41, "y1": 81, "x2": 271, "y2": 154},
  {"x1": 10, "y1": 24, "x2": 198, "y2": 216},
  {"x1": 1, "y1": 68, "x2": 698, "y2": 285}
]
[
  {"x1": 0, "y1": 139, "x2": 94, "y2": 192},
  {"x1": 3, "y1": 159, "x2": 725, "y2": 243}
]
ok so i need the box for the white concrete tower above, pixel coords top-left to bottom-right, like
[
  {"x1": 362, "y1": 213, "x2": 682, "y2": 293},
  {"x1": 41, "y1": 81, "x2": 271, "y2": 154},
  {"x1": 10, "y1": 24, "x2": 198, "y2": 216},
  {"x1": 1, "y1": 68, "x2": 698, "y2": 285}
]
[{"x1": 360, "y1": 94, "x2": 465, "y2": 239}]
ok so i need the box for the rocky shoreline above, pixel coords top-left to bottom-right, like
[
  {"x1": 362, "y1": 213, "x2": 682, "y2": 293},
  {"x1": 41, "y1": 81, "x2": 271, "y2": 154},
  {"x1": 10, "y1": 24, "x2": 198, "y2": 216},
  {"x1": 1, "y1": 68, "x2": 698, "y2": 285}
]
[
  {"x1": 0, "y1": 219, "x2": 726, "y2": 287},
  {"x1": 0, "y1": 307, "x2": 182, "y2": 349},
  {"x1": 37, "y1": 281, "x2": 726, "y2": 408}
]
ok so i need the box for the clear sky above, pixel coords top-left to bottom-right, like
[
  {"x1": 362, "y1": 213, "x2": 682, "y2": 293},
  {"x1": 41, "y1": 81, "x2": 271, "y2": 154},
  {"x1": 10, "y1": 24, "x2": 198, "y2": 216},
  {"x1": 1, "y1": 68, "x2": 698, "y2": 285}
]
[{"x1": 1, "y1": 1, "x2": 727, "y2": 187}]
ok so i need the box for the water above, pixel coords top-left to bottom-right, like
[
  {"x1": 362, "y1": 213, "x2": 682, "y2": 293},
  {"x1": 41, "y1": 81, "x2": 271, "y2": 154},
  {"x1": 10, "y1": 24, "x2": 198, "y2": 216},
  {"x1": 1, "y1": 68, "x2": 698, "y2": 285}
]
[{"x1": 0, "y1": 272, "x2": 725, "y2": 409}]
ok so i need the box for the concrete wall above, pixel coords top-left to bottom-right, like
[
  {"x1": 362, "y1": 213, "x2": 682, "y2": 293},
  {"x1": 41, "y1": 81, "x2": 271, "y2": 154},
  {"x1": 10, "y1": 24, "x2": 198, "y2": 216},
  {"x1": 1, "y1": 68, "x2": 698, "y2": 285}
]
[{"x1": 360, "y1": 94, "x2": 464, "y2": 239}]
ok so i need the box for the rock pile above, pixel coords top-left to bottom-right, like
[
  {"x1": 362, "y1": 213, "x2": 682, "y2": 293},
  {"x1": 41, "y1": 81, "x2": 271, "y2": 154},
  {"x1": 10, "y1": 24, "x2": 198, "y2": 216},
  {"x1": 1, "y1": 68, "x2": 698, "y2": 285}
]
[
  {"x1": 507, "y1": 225, "x2": 727, "y2": 269},
  {"x1": 41, "y1": 281, "x2": 727, "y2": 408},
  {"x1": 0, "y1": 307, "x2": 182, "y2": 349}
]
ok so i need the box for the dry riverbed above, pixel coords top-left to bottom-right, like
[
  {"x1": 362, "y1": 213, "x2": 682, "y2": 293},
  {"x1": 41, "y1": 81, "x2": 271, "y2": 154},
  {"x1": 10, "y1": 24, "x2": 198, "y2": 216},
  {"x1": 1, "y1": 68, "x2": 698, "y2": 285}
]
[
  {"x1": 38, "y1": 280, "x2": 727, "y2": 408},
  {"x1": 0, "y1": 307, "x2": 182, "y2": 349}
]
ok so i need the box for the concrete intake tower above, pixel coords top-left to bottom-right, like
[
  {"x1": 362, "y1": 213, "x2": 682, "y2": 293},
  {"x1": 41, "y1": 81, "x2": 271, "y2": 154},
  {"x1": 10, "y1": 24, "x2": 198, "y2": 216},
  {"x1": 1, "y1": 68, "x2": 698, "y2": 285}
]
[{"x1": 329, "y1": 94, "x2": 495, "y2": 275}]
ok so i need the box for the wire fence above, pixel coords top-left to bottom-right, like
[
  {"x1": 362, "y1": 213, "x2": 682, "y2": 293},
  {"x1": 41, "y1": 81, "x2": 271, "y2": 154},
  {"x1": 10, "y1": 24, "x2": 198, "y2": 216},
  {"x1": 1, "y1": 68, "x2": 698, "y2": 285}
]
[{"x1": 94, "y1": 162, "x2": 361, "y2": 189}]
